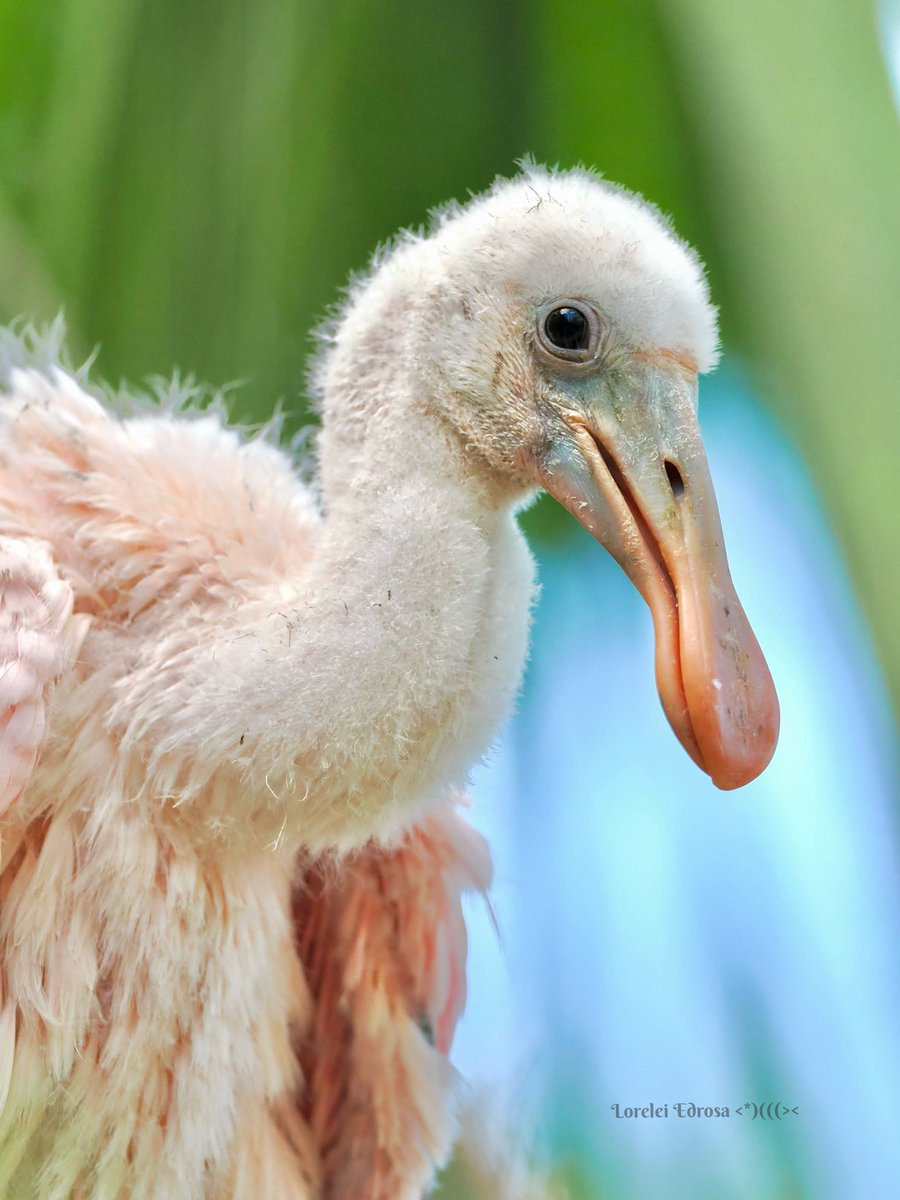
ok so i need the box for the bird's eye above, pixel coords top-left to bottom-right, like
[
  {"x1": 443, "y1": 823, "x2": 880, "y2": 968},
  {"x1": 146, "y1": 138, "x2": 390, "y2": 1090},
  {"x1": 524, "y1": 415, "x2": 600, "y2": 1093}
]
[
  {"x1": 544, "y1": 307, "x2": 589, "y2": 351},
  {"x1": 535, "y1": 299, "x2": 601, "y2": 364}
]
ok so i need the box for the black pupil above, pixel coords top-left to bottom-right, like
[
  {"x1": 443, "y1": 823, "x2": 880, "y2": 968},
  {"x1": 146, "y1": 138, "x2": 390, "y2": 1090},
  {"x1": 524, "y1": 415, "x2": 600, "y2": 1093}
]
[{"x1": 545, "y1": 306, "x2": 589, "y2": 351}]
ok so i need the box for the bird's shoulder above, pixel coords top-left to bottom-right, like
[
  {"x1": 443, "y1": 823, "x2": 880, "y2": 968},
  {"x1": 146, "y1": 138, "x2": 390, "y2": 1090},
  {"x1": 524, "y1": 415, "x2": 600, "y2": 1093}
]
[{"x1": 0, "y1": 366, "x2": 322, "y2": 619}]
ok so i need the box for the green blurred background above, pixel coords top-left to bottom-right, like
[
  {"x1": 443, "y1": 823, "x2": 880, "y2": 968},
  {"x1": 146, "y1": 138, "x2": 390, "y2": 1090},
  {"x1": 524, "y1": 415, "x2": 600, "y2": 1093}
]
[{"x1": 0, "y1": 3, "x2": 897, "y2": 1196}]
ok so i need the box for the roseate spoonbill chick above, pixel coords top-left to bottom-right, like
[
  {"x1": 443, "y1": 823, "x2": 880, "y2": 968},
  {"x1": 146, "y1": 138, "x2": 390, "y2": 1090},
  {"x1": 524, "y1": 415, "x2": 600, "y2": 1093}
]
[{"x1": 0, "y1": 166, "x2": 778, "y2": 1199}]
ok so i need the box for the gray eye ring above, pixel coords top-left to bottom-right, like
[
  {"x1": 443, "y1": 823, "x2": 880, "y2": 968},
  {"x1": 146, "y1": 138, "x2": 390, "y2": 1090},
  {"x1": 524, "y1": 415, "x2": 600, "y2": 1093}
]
[{"x1": 534, "y1": 298, "x2": 603, "y2": 364}]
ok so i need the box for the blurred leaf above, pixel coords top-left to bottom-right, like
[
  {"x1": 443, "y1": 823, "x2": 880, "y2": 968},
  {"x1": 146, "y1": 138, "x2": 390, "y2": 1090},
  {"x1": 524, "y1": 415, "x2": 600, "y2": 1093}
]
[
  {"x1": 657, "y1": 0, "x2": 900, "y2": 707},
  {"x1": 529, "y1": 0, "x2": 705, "y2": 252},
  {"x1": 0, "y1": 192, "x2": 65, "y2": 320},
  {"x1": 1, "y1": 0, "x2": 532, "y2": 426}
]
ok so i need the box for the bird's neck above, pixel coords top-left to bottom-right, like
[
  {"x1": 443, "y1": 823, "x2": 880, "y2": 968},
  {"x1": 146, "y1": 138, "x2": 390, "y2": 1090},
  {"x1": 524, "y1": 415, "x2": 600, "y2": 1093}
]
[
  {"x1": 257, "y1": 385, "x2": 537, "y2": 850},
  {"x1": 317, "y1": 380, "x2": 512, "y2": 538}
]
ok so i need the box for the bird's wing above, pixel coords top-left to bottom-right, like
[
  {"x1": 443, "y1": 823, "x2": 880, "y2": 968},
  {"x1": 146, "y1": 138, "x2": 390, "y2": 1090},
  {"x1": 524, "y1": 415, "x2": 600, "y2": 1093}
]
[
  {"x1": 0, "y1": 538, "x2": 85, "y2": 814},
  {"x1": 0, "y1": 365, "x2": 322, "y2": 625},
  {"x1": 292, "y1": 800, "x2": 492, "y2": 1200}
]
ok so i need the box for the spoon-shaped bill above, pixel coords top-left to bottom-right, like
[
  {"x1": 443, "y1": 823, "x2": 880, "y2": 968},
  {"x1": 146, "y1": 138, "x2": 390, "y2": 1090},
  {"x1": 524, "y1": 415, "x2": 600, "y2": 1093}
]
[{"x1": 537, "y1": 368, "x2": 779, "y2": 789}]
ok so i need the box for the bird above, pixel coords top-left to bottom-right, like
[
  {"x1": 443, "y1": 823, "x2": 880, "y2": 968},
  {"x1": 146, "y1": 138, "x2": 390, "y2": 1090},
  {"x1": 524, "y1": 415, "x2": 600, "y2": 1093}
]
[{"x1": 0, "y1": 166, "x2": 779, "y2": 1199}]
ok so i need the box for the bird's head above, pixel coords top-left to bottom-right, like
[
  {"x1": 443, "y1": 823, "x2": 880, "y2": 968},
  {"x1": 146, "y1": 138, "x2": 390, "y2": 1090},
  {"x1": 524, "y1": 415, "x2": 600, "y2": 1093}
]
[{"x1": 315, "y1": 166, "x2": 779, "y2": 790}]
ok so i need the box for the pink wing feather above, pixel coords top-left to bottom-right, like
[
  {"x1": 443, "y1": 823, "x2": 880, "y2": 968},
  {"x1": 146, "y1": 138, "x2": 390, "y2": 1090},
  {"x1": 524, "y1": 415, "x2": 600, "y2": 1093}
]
[
  {"x1": 0, "y1": 538, "x2": 81, "y2": 814},
  {"x1": 293, "y1": 802, "x2": 492, "y2": 1200}
]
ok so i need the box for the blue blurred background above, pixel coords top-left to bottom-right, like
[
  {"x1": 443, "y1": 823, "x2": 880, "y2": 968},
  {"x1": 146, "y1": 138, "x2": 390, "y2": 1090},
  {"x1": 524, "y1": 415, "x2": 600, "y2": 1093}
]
[
  {"x1": 1, "y1": 2, "x2": 897, "y2": 1196},
  {"x1": 456, "y1": 372, "x2": 900, "y2": 1198}
]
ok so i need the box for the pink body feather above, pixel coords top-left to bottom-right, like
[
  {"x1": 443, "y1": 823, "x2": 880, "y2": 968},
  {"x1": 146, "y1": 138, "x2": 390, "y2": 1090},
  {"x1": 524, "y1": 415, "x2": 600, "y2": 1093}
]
[{"x1": 0, "y1": 361, "x2": 504, "y2": 1199}]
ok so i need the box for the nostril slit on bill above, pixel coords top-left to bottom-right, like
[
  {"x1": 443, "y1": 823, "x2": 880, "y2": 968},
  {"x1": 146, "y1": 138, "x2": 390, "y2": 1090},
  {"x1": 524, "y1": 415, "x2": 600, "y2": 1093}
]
[{"x1": 665, "y1": 459, "x2": 685, "y2": 501}]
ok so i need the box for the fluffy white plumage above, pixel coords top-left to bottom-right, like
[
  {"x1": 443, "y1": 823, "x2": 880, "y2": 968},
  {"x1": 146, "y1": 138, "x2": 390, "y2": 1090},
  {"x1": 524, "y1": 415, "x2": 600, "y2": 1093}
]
[{"x1": 0, "y1": 166, "x2": 774, "y2": 1198}]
